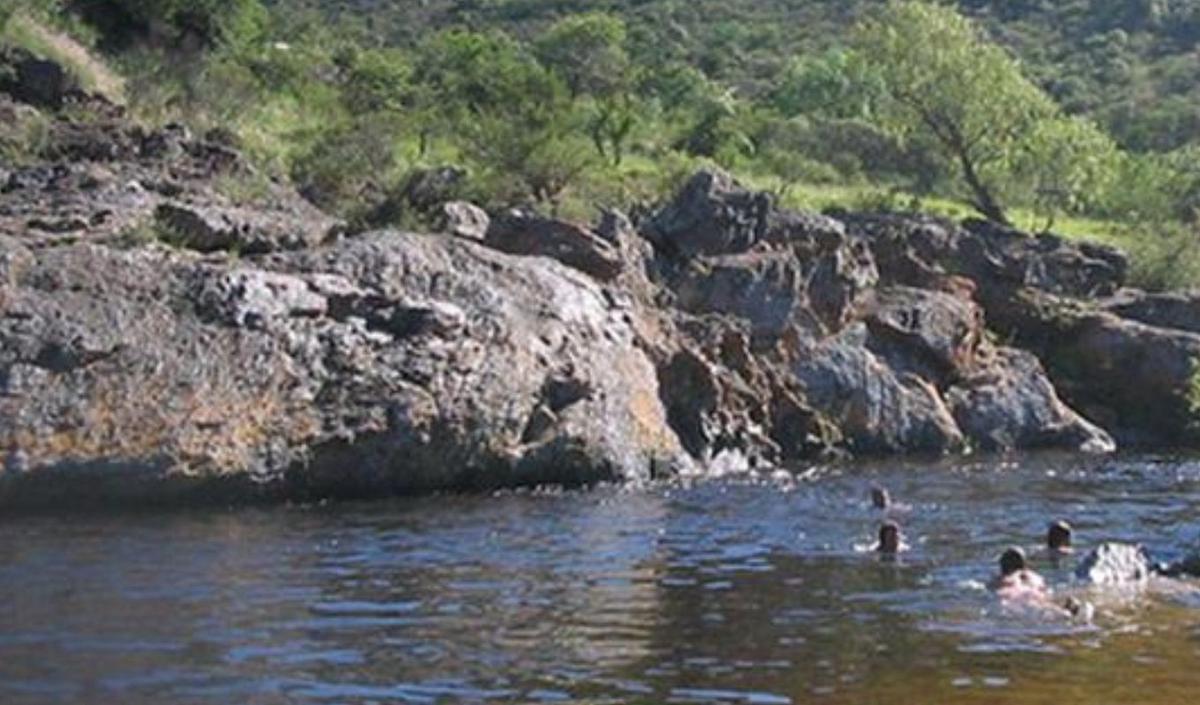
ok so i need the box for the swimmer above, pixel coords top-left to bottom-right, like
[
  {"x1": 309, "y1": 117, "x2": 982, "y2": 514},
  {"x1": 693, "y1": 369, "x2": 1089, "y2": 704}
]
[
  {"x1": 870, "y1": 485, "x2": 891, "y2": 510},
  {"x1": 990, "y1": 546, "x2": 1047, "y2": 598},
  {"x1": 1047, "y1": 520, "x2": 1073, "y2": 554},
  {"x1": 876, "y1": 521, "x2": 902, "y2": 554}
]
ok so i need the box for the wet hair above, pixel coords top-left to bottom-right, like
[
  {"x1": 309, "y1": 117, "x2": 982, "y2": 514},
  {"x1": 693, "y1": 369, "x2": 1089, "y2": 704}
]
[
  {"x1": 871, "y1": 486, "x2": 891, "y2": 510},
  {"x1": 878, "y1": 521, "x2": 901, "y2": 552},
  {"x1": 1047, "y1": 520, "x2": 1072, "y2": 550},
  {"x1": 999, "y1": 546, "x2": 1027, "y2": 575}
]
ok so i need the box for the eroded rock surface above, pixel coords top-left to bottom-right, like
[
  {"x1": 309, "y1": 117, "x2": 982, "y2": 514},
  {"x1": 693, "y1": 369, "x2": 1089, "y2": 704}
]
[
  {"x1": 0, "y1": 90, "x2": 339, "y2": 252},
  {"x1": 0, "y1": 233, "x2": 689, "y2": 508},
  {"x1": 1, "y1": 50, "x2": 1195, "y2": 510}
]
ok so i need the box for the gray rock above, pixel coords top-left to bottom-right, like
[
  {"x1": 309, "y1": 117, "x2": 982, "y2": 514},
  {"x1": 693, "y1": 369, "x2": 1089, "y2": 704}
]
[
  {"x1": 846, "y1": 213, "x2": 1127, "y2": 303},
  {"x1": 484, "y1": 210, "x2": 623, "y2": 281},
  {"x1": 670, "y1": 250, "x2": 813, "y2": 339},
  {"x1": 441, "y1": 201, "x2": 490, "y2": 241},
  {"x1": 156, "y1": 200, "x2": 335, "y2": 254},
  {"x1": 1075, "y1": 542, "x2": 1153, "y2": 585},
  {"x1": 864, "y1": 286, "x2": 982, "y2": 384},
  {"x1": 997, "y1": 289, "x2": 1200, "y2": 446},
  {"x1": 645, "y1": 169, "x2": 771, "y2": 258},
  {"x1": 0, "y1": 232, "x2": 690, "y2": 508},
  {"x1": 947, "y1": 347, "x2": 1115, "y2": 453},
  {"x1": 1102, "y1": 289, "x2": 1200, "y2": 335},
  {"x1": 792, "y1": 324, "x2": 966, "y2": 454}
]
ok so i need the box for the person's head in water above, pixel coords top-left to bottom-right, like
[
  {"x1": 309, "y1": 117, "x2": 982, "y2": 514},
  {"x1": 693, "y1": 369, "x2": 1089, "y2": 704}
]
[
  {"x1": 1047, "y1": 520, "x2": 1073, "y2": 552},
  {"x1": 877, "y1": 521, "x2": 901, "y2": 553},
  {"x1": 871, "y1": 486, "x2": 891, "y2": 510},
  {"x1": 999, "y1": 546, "x2": 1028, "y2": 576}
]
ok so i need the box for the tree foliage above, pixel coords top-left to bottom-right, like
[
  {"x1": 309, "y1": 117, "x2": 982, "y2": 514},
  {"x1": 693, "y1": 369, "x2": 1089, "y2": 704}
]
[
  {"x1": 33, "y1": 0, "x2": 1197, "y2": 258},
  {"x1": 856, "y1": 1, "x2": 1064, "y2": 223}
]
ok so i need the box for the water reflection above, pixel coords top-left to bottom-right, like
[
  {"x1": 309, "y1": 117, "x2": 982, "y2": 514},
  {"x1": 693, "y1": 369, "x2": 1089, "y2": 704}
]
[{"x1": 1, "y1": 455, "x2": 1200, "y2": 703}]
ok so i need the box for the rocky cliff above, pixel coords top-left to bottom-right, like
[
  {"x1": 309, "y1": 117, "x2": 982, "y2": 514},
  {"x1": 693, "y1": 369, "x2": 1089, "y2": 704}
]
[{"x1": 3, "y1": 52, "x2": 1200, "y2": 510}]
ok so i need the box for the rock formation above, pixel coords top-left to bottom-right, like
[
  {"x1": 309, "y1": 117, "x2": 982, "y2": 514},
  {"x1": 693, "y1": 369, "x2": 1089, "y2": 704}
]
[{"x1": 5, "y1": 51, "x2": 1200, "y2": 510}]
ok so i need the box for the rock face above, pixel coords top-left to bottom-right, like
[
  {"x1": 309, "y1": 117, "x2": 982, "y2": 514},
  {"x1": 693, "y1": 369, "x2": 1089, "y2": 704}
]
[
  {"x1": 2, "y1": 49, "x2": 1196, "y2": 510},
  {"x1": 643, "y1": 172, "x2": 1113, "y2": 459},
  {"x1": 0, "y1": 71, "x2": 339, "y2": 252},
  {"x1": 484, "y1": 210, "x2": 624, "y2": 282},
  {"x1": 844, "y1": 212, "x2": 1200, "y2": 447},
  {"x1": 0, "y1": 233, "x2": 689, "y2": 508}
]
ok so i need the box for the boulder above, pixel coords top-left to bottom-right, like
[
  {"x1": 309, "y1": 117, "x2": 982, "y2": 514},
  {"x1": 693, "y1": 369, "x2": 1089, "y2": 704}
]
[
  {"x1": 648, "y1": 173, "x2": 877, "y2": 339},
  {"x1": 1102, "y1": 289, "x2": 1200, "y2": 335},
  {"x1": 946, "y1": 348, "x2": 1115, "y2": 453},
  {"x1": 996, "y1": 288, "x2": 1200, "y2": 446},
  {"x1": 1074, "y1": 542, "x2": 1153, "y2": 585},
  {"x1": 669, "y1": 250, "x2": 815, "y2": 339},
  {"x1": 484, "y1": 210, "x2": 623, "y2": 282},
  {"x1": 645, "y1": 169, "x2": 771, "y2": 258},
  {"x1": 441, "y1": 200, "x2": 489, "y2": 241},
  {"x1": 845, "y1": 213, "x2": 1127, "y2": 306},
  {"x1": 864, "y1": 286, "x2": 983, "y2": 384},
  {"x1": 155, "y1": 199, "x2": 336, "y2": 254},
  {"x1": 792, "y1": 324, "x2": 966, "y2": 455},
  {"x1": 0, "y1": 233, "x2": 691, "y2": 509}
]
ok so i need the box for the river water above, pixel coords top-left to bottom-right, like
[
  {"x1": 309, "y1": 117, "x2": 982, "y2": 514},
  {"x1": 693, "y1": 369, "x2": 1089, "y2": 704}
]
[{"x1": 2, "y1": 454, "x2": 1200, "y2": 704}]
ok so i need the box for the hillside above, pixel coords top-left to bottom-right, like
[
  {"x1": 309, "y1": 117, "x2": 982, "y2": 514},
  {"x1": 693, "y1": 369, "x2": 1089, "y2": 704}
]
[
  {"x1": 4, "y1": 0, "x2": 1200, "y2": 289},
  {"x1": 306, "y1": 0, "x2": 1200, "y2": 152}
]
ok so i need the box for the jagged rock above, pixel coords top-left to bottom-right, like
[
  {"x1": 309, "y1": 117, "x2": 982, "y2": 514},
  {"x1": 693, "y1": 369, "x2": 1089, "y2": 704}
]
[
  {"x1": 645, "y1": 170, "x2": 772, "y2": 258},
  {"x1": 441, "y1": 201, "x2": 489, "y2": 241},
  {"x1": 1102, "y1": 289, "x2": 1200, "y2": 335},
  {"x1": 670, "y1": 250, "x2": 815, "y2": 339},
  {"x1": 802, "y1": 231, "x2": 878, "y2": 333},
  {"x1": 993, "y1": 288, "x2": 1200, "y2": 446},
  {"x1": 0, "y1": 233, "x2": 690, "y2": 508},
  {"x1": 865, "y1": 286, "x2": 982, "y2": 384},
  {"x1": 484, "y1": 210, "x2": 623, "y2": 281},
  {"x1": 960, "y1": 218, "x2": 1128, "y2": 298},
  {"x1": 946, "y1": 347, "x2": 1115, "y2": 453},
  {"x1": 846, "y1": 213, "x2": 1127, "y2": 304},
  {"x1": 648, "y1": 172, "x2": 876, "y2": 338},
  {"x1": 792, "y1": 324, "x2": 966, "y2": 454},
  {"x1": 1, "y1": 158, "x2": 1186, "y2": 509},
  {"x1": 1075, "y1": 542, "x2": 1153, "y2": 585},
  {"x1": 155, "y1": 200, "x2": 336, "y2": 254}
]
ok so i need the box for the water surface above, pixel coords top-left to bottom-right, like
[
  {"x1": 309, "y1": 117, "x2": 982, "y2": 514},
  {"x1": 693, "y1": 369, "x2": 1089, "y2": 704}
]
[{"x1": 3, "y1": 454, "x2": 1200, "y2": 704}]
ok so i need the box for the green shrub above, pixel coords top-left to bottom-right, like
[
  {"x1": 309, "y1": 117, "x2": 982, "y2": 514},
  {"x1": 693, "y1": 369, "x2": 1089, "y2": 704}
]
[
  {"x1": 0, "y1": 100, "x2": 50, "y2": 164},
  {"x1": 1122, "y1": 223, "x2": 1200, "y2": 291}
]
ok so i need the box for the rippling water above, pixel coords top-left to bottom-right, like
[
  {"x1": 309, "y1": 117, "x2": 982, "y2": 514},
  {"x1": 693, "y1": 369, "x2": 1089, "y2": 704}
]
[{"x1": 3, "y1": 454, "x2": 1200, "y2": 704}]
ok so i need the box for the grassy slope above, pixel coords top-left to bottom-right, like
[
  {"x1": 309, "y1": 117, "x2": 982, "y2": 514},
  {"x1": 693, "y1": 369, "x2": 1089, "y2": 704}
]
[{"x1": 2, "y1": 12, "x2": 124, "y2": 102}]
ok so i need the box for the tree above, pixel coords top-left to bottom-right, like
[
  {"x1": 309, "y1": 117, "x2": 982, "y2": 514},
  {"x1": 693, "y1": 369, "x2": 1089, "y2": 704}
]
[
  {"x1": 770, "y1": 49, "x2": 884, "y2": 120},
  {"x1": 856, "y1": 1, "x2": 1061, "y2": 224},
  {"x1": 66, "y1": 0, "x2": 267, "y2": 49},
  {"x1": 534, "y1": 13, "x2": 641, "y2": 166},
  {"x1": 589, "y1": 96, "x2": 637, "y2": 167},
  {"x1": 534, "y1": 12, "x2": 630, "y2": 100},
  {"x1": 1012, "y1": 116, "x2": 1120, "y2": 232}
]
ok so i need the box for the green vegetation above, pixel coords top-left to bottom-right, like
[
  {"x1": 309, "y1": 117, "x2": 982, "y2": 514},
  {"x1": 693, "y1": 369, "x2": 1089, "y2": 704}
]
[{"x1": 4, "y1": 0, "x2": 1200, "y2": 288}]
